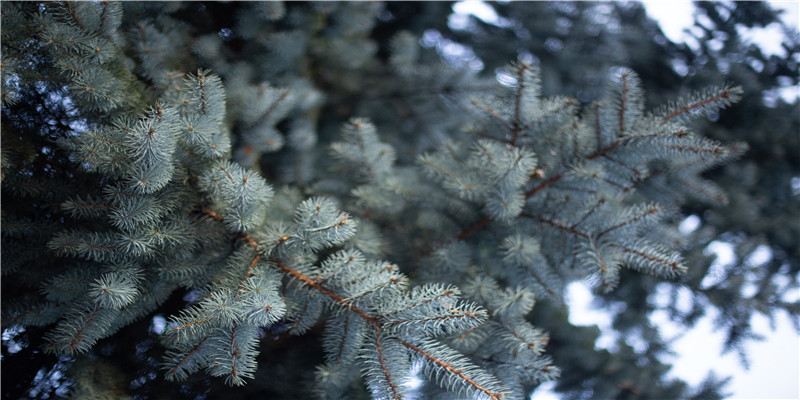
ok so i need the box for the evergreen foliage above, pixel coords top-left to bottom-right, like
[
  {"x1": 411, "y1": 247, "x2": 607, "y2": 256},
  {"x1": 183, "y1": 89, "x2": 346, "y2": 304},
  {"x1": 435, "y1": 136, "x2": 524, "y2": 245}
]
[{"x1": 2, "y1": 2, "x2": 797, "y2": 399}]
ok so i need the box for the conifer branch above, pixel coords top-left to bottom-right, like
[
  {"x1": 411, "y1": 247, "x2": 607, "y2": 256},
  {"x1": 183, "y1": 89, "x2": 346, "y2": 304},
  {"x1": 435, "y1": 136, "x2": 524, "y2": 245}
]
[
  {"x1": 587, "y1": 140, "x2": 623, "y2": 161},
  {"x1": 602, "y1": 154, "x2": 641, "y2": 178},
  {"x1": 619, "y1": 72, "x2": 630, "y2": 137},
  {"x1": 262, "y1": 89, "x2": 291, "y2": 121},
  {"x1": 524, "y1": 172, "x2": 565, "y2": 197},
  {"x1": 609, "y1": 244, "x2": 682, "y2": 273},
  {"x1": 521, "y1": 98, "x2": 577, "y2": 133},
  {"x1": 382, "y1": 310, "x2": 482, "y2": 328},
  {"x1": 399, "y1": 340, "x2": 504, "y2": 400},
  {"x1": 334, "y1": 312, "x2": 352, "y2": 364},
  {"x1": 598, "y1": 206, "x2": 658, "y2": 236},
  {"x1": 470, "y1": 98, "x2": 514, "y2": 132},
  {"x1": 666, "y1": 144, "x2": 726, "y2": 155},
  {"x1": 68, "y1": 305, "x2": 100, "y2": 351},
  {"x1": 590, "y1": 239, "x2": 612, "y2": 290},
  {"x1": 236, "y1": 253, "x2": 261, "y2": 293},
  {"x1": 526, "y1": 269, "x2": 556, "y2": 296},
  {"x1": 165, "y1": 336, "x2": 210, "y2": 379},
  {"x1": 63, "y1": 2, "x2": 87, "y2": 33},
  {"x1": 202, "y1": 207, "x2": 380, "y2": 327},
  {"x1": 377, "y1": 288, "x2": 457, "y2": 321},
  {"x1": 457, "y1": 216, "x2": 493, "y2": 240},
  {"x1": 570, "y1": 198, "x2": 606, "y2": 229},
  {"x1": 375, "y1": 327, "x2": 403, "y2": 399},
  {"x1": 511, "y1": 64, "x2": 529, "y2": 143},
  {"x1": 169, "y1": 318, "x2": 210, "y2": 333},
  {"x1": 468, "y1": 129, "x2": 511, "y2": 145},
  {"x1": 594, "y1": 103, "x2": 602, "y2": 148},
  {"x1": 502, "y1": 323, "x2": 546, "y2": 351},
  {"x1": 676, "y1": 177, "x2": 727, "y2": 203},
  {"x1": 662, "y1": 89, "x2": 731, "y2": 122},
  {"x1": 228, "y1": 325, "x2": 240, "y2": 382},
  {"x1": 276, "y1": 259, "x2": 380, "y2": 327},
  {"x1": 520, "y1": 212, "x2": 589, "y2": 239}
]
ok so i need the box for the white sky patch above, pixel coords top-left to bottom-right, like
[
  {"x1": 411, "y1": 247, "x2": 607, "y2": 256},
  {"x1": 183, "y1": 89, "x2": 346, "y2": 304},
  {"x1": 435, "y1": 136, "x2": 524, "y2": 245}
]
[
  {"x1": 737, "y1": 22, "x2": 791, "y2": 57},
  {"x1": 771, "y1": 0, "x2": 800, "y2": 29},
  {"x1": 150, "y1": 315, "x2": 166, "y2": 334},
  {"x1": 566, "y1": 282, "x2": 619, "y2": 350},
  {"x1": 452, "y1": 1, "x2": 501, "y2": 24},
  {"x1": 660, "y1": 310, "x2": 800, "y2": 399},
  {"x1": 678, "y1": 214, "x2": 701, "y2": 235},
  {"x1": 642, "y1": 0, "x2": 695, "y2": 44},
  {"x1": 746, "y1": 245, "x2": 773, "y2": 267},
  {"x1": 529, "y1": 381, "x2": 559, "y2": 400},
  {"x1": 792, "y1": 177, "x2": 800, "y2": 195},
  {"x1": 701, "y1": 241, "x2": 736, "y2": 289},
  {"x1": 450, "y1": 1, "x2": 513, "y2": 31}
]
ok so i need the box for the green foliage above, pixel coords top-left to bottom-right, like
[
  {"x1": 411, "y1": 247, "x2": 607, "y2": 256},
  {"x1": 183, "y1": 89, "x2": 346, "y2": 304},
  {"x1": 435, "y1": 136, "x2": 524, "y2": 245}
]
[{"x1": 2, "y1": 2, "x2": 797, "y2": 400}]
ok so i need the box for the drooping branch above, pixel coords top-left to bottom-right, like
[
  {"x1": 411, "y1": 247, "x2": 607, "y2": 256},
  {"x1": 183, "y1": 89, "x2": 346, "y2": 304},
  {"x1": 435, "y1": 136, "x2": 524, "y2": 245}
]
[
  {"x1": 610, "y1": 243, "x2": 682, "y2": 272},
  {"x1": 456, "y1": 216, "x2": 492, "y2": 240},
  {"x1": 511, "y1": 63, "x2": 529, "y2": 144},
  {"x1": 62, "y1": 1, "x2": 87, "y2": 33},
  {"x1": 662, "y1": 89, "x2": 731, "y2": 122},
  {"x1": 377, "y1": 288, "x2": 457, "y2": 321},
  {"x1": 375, "y1": 327, "x2": 404, "y2": 399},
  {"x1": 618, "y1": 71, "x2": 630, "y2": 137},
  {"x1": 334, "y1": 312, "x2": 351, "y2": 364},
  {"x1": 597, "y1": 206, "x2": 658, "y2": 237},
  {"x1": 570, "y1": 198, "x2": 606, "y2": 229},
  {"x1": 520, "y1": 212, "x2": 589, "y2": 239},
  {"x1": 165, "y1": 336, "x2": 210, "y2": 379},
  {"x1": 399, "y1": 340, "x2": 504, "y2": 400},
  {"x1": 471, "y1": 98, "x2": 514, "y2": 132},
  {"x1": 274, "y1": 259, "x2": 380, "y2": 327},
  {"x1": 524, "y1": 172, "x2": 565, "y2": 198}
]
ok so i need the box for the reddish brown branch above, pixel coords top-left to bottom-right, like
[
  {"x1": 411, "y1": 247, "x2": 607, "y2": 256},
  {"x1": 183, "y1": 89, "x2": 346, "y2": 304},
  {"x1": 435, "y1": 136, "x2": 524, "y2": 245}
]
[
  {"x1": 274, "y1": 259, "x2": 380, "y2": 327},
  {"x1": 63, "y1": 2, "x2": 87, "y2": 32},
  {"x1": 526, "y1": 268, "x2": 556, "y2": 296},
  {"x1": 69, "y1": 305, "x2": 100, "y2": 351},
  {"x1": 400, "y1": 341, "x2": 504, "y2": 400},
  {"x1": 619, "y1": 72, "x2": 630, "y2": 137},
  {"x1": 334, "y1": 312, "x2": 351, "y2": 364},
  {"x1": 610, "y1": 244, "x2": 681, "y2": 272},
  {"x1": 511, "y1": 64, "x2": 529, "y2": 144},
  {"x1": 378, "y1": 289, "x2": 456, "y2": 320},
  {"x1": 594, "y1": 103, "x2": 602, "y2": 148},
  {"x1": 666, "y1": 144, "x2": 725, "y2": 155},
  {"x1": 456, "y1": 216, "x2": 493, "y2": 240},
  {"x1": 662, "y1": 89, "x2": 731, "y2": 122},
  {"x1": 468, "y1": 129, "x2": 512, "y2": 145},
  {"x1": 570, "y1": 198, "x2": 606, "y2": 229},
  {"x1": 382, "y1": 310, "x2": 482, "y2": 328},
  {"x1": 471, "y1": 98, "x2": 514, "y2": 132},
  {"x1": 170, "y1": 318, "x2": 209, "y2": 332},
  {"x1": 375, "y1": 327, "x2": 404, "y2": 399},
  {"x1": 166, "y1": 336, "x2": 210, "y2": 378},
  {"x1": 598, "y1": 206, "x2": 658, "y2": 236},
  {"x1": 587, "y1": 140, "x2": 622, "y2": 161},
  {"x1": 524, "y1": 172, "x2": 565, "y2": 198},
  {"x1": 521, "y1": 99, "x2": 577, "y2": 133},
  {"x1": 520, "y1": 212, "x2": 589, "y2": 239}
]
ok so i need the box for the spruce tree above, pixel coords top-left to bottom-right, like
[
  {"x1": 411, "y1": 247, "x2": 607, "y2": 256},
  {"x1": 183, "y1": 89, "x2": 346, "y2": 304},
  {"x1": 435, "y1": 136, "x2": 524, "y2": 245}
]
[{"x1": 1, "y1": 2, "x2": 796, "y2": 399}]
